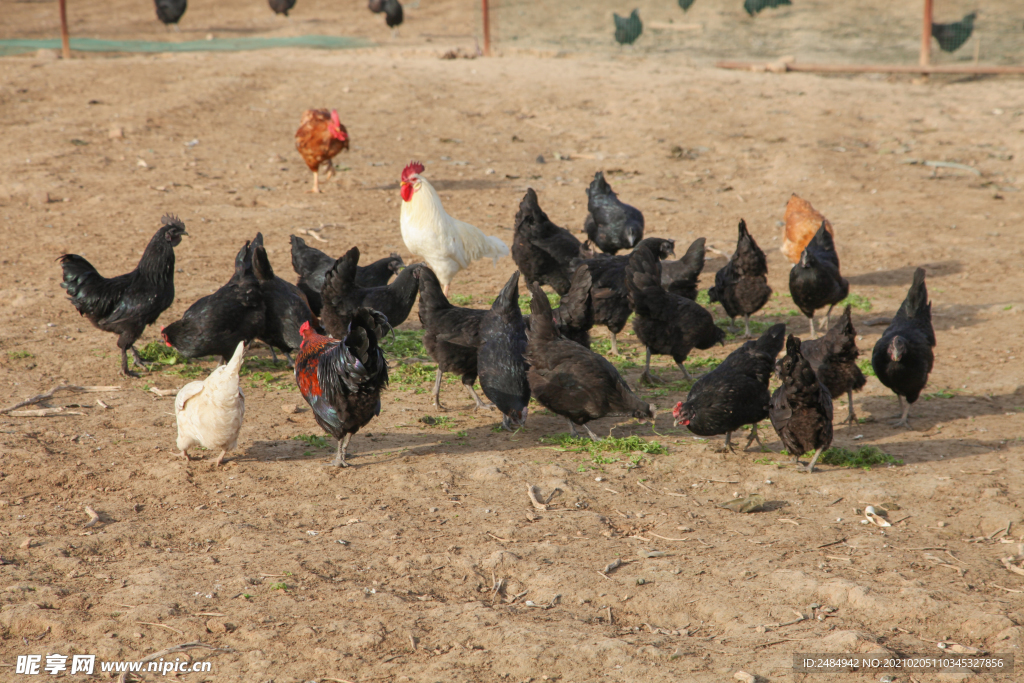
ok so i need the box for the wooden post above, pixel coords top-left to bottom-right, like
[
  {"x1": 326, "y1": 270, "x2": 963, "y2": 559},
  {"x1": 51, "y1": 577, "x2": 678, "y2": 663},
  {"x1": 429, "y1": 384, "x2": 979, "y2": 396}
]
[
  {"x1": 58, "y1": 0, "x2": 70, "y2": 59},
  {"x1": 481, "y1": 0, "x2": 491, "y2": 56},
  {"x1": 920, "y1": 0, "x2": 932, "y2": 67}
]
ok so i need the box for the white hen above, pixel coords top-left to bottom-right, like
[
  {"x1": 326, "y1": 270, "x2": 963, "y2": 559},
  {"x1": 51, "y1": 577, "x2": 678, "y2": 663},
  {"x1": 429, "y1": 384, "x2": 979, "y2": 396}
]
[
  {"x1": 399, "y1": 161, "x2": 509, "y2": 295},
  {"x1": 174, "y1": 340, "x2": 246, "y2": 465}
]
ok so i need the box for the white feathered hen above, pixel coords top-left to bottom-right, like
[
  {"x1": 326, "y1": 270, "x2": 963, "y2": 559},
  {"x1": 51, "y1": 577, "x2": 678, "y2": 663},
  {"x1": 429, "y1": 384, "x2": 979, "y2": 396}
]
[
  {"x1": 399, "y1": 161, "x2": 509, "y2": 295},
  {"x1": 174, "y1": 340, "x2": 246, "y2": 465}
]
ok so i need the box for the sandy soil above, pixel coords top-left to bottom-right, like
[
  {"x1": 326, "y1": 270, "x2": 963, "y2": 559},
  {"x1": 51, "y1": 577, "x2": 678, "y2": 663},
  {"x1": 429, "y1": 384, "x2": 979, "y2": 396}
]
[{"x1": 2, "y1": 3, "x2": 1024, "y2": 681}]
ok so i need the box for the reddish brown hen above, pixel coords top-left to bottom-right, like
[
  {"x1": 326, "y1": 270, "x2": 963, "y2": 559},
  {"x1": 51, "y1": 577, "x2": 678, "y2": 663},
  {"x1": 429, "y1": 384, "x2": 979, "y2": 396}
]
[{"x1": 295, "y1": 109, "x2": 349, "y2": 193}]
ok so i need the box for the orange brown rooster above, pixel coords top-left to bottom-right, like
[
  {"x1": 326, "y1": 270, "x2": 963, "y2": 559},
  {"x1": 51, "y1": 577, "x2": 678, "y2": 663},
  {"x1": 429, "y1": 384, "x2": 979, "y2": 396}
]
[
  {"x1": 781, "y1": 194, "x2": 834, "y2": 263},
  {"x1": 295, "y1": 109, "x2": 349, "y2": 193}
]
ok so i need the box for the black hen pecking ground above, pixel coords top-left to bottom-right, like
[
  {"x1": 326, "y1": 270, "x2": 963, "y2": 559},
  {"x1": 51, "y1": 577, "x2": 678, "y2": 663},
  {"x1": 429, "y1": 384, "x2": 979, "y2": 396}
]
[
  {"x1": 770, "y1": 335, "x2": 834, "y2": 473},
  {"x1": 478, "y1": 272, "x2": 531, "y2": 431},
  {"x1": 708, "y1": 219, "x2": 771, "y2": 337},
  {"x1": 512, "y1": 188, "x2": 585, "y2": 296},
  {"x1": 800, "y1": 305, "x2": 865, "y2": 425}
]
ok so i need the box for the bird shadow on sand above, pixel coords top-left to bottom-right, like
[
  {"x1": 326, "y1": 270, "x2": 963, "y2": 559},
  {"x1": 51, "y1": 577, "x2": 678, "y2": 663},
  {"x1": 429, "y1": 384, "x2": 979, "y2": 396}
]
[{"x1": 845, "y1": 261, "x2": 963, "y2": 287}]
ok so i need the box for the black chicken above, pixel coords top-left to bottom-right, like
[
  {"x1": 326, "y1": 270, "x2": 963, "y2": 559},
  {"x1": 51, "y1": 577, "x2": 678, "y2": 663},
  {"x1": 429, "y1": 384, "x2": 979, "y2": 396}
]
[
  {"x1": 789, "y1": 221, "x2": 848, "y2": 337},
  {"x1": 290, "y1": 235, "x2": 403, "y2": 315},
  {"x1": 512, "y1": 188, "x2": 585, "y2": 296},
  {"x1": 661, "y1": 237, "x2": 706, "y2": 300},
  {"x1": 871, "y1": 268, "x2": 935, "y2": 429},
  {"x1": 933, "y1": 12, "x2": 976, "y2": 53},
  {"x1": 583, "y1": 171, "x2": 645, "y2": 255},
  {"x1": 478, "y1": 272, "x2": 531, "y2": 431},
  {"x1": 626, "y1": 245, "x2": 725, "y2": 384},
  {"x1": 368, "y1": 0, "x2": 403, "y2": 34},
  {"x1": 294, "y1": 311, "x2": 390, "y2": 467},
  {"x1": 613, "y1": 9, "x2": 643, "y2": 47},
  {"x1": 524, "y1": 266, "x2": 596, "y2": 348},
  {"x1": 58, "y1": 215, "x2": 187, "y2": 377},
  {"x1": 770, "y1": 335, "x2": 834, "y2": 473},
  {"x1": 269, "y1": 0, "x2": 296, "y2": 16},
  {"x1": 708, "y1": 219, "x2": 771, "y2": 338},
  {"x1": 319, "y1": 247, "x2": 421, "y2": 336},
  {"x1": 800, "y1": 305, "x2": 866, "y2": 425},
  {"x1": 154, "y1": 0, "x2": 186, "y2": 28},
  {"x1": 162, "y1": 241, "x2": 266, "y2": 363},
  {"x1": 672, "y1": 323, "x2": 785, "y2": 450},
  {"x1": 574, "y1": 237, "x2": 675, "y2": 355},
  {"x1": 251, "y1": 233, "x2": 318, "y2": 366},
  {"x1": 744, "y1": 0, "x2": 791, "y2": 17},
  {"x1": 417, "y1": 267, "x2": 490, "y2": 410},
  {"x1": 526, "y1": 282, "x2": 652, "y2": 440},
  {"x1": 678, "y1": 0, "x2": 695, "y2": 11}
]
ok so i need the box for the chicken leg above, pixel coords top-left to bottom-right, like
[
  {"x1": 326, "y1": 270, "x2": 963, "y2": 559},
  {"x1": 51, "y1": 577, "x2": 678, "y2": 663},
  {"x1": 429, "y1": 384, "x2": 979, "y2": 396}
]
[
  {"x1": 891, "y1": 395, "x2": 912, "y2": 429},
  {"x1": 567, "y1": 419, "x2": 599, "y2": 441},
  {"x1": 307, "y1": 170, "x2": 322, "y2": 194},
  {"x1": 744, "y1": 423, "x2": 765, "y2": 451},
  {"x1": 845, "y1": 389, "x2": 858, "y2": 425},
  {"x1": 824, "y1": 304, "x2": 836, "y2": 330},
  {"x1": 674, "y1": 361, "x2": 692, "y2": 381},
  {"x1": 443, "y1": 283, "x2": 451, "y2": 297},
  {"x1": 214, "y1": 450, "x2": 228, "y2": 466},
  {"x1": 799, "y1": 445, "x2": 826, "y2": 473},
  {"x1": 130, "y1": 346, "x2": 151, "y2": 371},
  {"x1": 328, "y1": 433, "x2": 352, "y2": 467},
  {"x1": 723, "y1": 430, "x2": 734, "y2": 452},
  {"x1": 120, "y1": 348, "x2": 140, "y2": 378},
  {"x1": 807, "y1": 315, "x2": 816, "y2": 337},
  {"x1": 464, "y1": 382, "x2": 494, "y2": 411},
  {"x1": 432, "y1": 367, "x2": 446, "y2": 411},
  {"x1": 609, "y1": 332, "x2": 619, "y2": 356},
  {"x1": 639, "y1": 347, "x2": 665, "y2": 386},
  {"x1": 743, "y1": 314, "x2": 752, "y2": 338},
  {"x1": 178, "y1": 448, "x2": 192, "y2": 461}
]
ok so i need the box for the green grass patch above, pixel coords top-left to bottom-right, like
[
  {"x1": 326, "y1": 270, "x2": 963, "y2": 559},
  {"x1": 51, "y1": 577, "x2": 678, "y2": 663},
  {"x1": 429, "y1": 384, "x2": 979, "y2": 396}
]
[
  {"x1": 269, "y1": 582, "x2": 289, "y2": 591},
  {"x1": 420, "y1": 415, "x2": 456, "y2": 427},
  {"x1": 542, "y1": 434, "x2": 667, "y2": 471},
  {"x1": 696, "y1": 290, "x2": 711, "y2": 306},
  {"x1": 493, "y1": 291, "x2": 560, "y2": 310},
  {"x1": 753, "y1": 457, "x2": 781, "y2": 466},
  {"x1": 923, "y1": 388, "x2": 956, "y2": 400},
  {"x1": 164, "y1": 364, "x2": 205, "y2": 379},
  {"x1": 688, "y1": 356, "x2": 723, "y2": 371},
  {"x1": 450, "y1": 294, "x2": 474, "y2": 306},
  {"x1": 292, "y1": 434, "x2": 328, "y2": 449},
  {"x1": 138, "y1": 341, "x2": 189, "y2": 366},
  {"x1": 838, "y1": 293, "x2": 873, "y2": 312},
  {"x1": 857, "y1": 358, "x2": 875, "y2": 377},
  {"x1": 385, "y1": 330, "x2": 427, "y2": 359},
  {"x1": 6, "y1": 350, "x2": 33, "y2": 359},
  {"x1": 391, "y1": 362, "x2": 457, "y2": 387},
  {"x1": 819, "y1": 446, "x2": 902, "y2": 470}
]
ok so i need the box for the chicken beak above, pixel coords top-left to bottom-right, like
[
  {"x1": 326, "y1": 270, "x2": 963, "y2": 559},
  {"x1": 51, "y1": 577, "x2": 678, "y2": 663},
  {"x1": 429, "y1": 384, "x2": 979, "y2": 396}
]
[{"x1": 672, "y1": 417, "x2": 680, "y2": 427}]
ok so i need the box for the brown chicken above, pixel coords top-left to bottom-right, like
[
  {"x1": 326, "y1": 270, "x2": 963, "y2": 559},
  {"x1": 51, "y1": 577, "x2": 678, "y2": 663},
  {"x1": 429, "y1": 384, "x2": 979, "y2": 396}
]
[
  {"x1": 295, "y1": 109, "x2": 349, "y2": 193},
  {"x1": 781, "y1": 194, "x2": 834, "y2": 264}
]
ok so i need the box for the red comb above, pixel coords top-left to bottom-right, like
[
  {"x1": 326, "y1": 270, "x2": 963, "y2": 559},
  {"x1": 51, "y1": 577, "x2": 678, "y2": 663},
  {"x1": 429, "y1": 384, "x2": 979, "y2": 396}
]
[
  {"x1": 299, "y1": 321, "x2": 311, "y2": 335},
  {"x1": 330, "y1": 109, "x2": 340, "y2": 127},
  {"x1": 401, "y1": 161, "x2": 425, "y2": 184}
]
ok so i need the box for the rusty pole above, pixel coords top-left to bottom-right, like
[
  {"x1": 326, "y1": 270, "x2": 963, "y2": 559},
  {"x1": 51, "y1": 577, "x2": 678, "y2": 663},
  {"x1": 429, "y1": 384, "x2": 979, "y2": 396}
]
[
  {"x1": 920, "y1": 0, "x2": 933, "y2": 67},
  {"x1": 58, "y1": 0, "x2": 71, "y2": 59},
  {"x1": 481, "y1": 0, "x2": 491, "y2": 56}
]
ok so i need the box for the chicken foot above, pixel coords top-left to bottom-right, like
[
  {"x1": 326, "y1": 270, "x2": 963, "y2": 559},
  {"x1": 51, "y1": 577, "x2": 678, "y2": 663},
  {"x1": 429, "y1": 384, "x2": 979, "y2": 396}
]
[
  {"x1": 120, "y1": 348, "x2": 141, "y2": 378},
  {"x1": 178, "y1": 448, "x2": 192, "y2": 462},
  {"x1": 844, "y1": 389, "x2": 858, "y2": 425},
  {"x1": 798, "y1": 446, "x2": 826, "y2": 473},
  {"x1": 639, "y1": 348, "x2": 666, "y2": 386},
  {"x1": 891, "y1": 395, "x2": 912, "y2": 429},
  {"x1": 744, "y1": 423, "x2": 765, "y2": 451},
  {"x1": 327, "y1": 433, "x2": 352, "y2": 467},
  {"x1": 723, "y1": 430, "x2": 735, "y2": 452},
  {"x1": 674, "y1": 361, "x2": 693, "y2": 381},
  {"x1": 609, "y1": 332, "x2": 619, "y2": 356},
  {"x1": 130, "y1": 346, "x2": 151, "y2": 371},
  {"x1": 824, "y1": 304, "x2": 836, "y2": 330},
  {"x1": 567, "y1": 420, "x2": 600, "y2": 441},
  {"x1": 807, "y1": 315, "x2": 816, "y2": 338},
  {"x1": 431, "y1": 367, "x2": 447, "y2": 411},
  {"x1": 464, "y1": 383, "x2": 494, "y2": 411},
  {"x1": 214, "y1": 450, "x2": 229, "y2": 466}
]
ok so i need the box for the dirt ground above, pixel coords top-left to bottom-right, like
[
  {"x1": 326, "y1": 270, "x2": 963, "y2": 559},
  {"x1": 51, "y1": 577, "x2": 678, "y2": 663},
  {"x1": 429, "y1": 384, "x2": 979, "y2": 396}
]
[{"x1": 2, "y1": 2, "x2": 1024, "y2": 681}]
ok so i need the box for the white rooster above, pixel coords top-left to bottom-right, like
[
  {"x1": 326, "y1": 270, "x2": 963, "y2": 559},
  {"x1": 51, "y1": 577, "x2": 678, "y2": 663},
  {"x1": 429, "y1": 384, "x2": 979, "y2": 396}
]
[
  {"x1": 174, "y1": 340, "x2": 246, "y2": 465},
  {"x1": 399, "y1": 161, "x2": 509, "y2": 295}
]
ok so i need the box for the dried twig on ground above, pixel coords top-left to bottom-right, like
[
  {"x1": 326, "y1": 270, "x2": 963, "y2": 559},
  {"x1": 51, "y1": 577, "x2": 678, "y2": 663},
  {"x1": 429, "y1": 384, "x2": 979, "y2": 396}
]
[
  {"x1": 527, "y1": 484, "x2": 560, "y2": 511},
  {"x1": 1, "y1": 384, "x2": 120, "y2": 414},
  {"x1": 83, "y1": 505, "x2": 101, "y2": 528}
]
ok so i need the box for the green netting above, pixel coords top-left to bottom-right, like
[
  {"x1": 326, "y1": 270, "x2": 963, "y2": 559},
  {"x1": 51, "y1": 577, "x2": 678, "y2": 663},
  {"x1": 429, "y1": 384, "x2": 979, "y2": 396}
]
[{"x1": 0, "y1": 35, "x2": 373, "y2": 57}]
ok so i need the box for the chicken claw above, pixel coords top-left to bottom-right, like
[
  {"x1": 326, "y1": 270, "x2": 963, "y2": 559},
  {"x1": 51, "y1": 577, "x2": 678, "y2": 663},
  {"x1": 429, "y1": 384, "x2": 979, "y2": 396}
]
[
  {"x1": 178, "y1": 449, "x2": 192, "y2": 462},
  {"x1": 797, "y1": 446, "x2": 826, "y2": 473},
  {"x1": 744, "y1": 423, "x2": 765, "y2": 451},
  {"x1": 130, "y1": 346, "x2": 151, "y2": 370},
  {"x1": 326, "y1": 434, "x2": 352, "y2": 467},
  {"x1": 890, "y1": 396, "x2": 912, "y2": 429},
  {"x1": 214, "y1": 450, "x2": 229, "y2": 466},
  {"x1": 465, "y1": 384, "x2": 495, "y2": 411}
]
